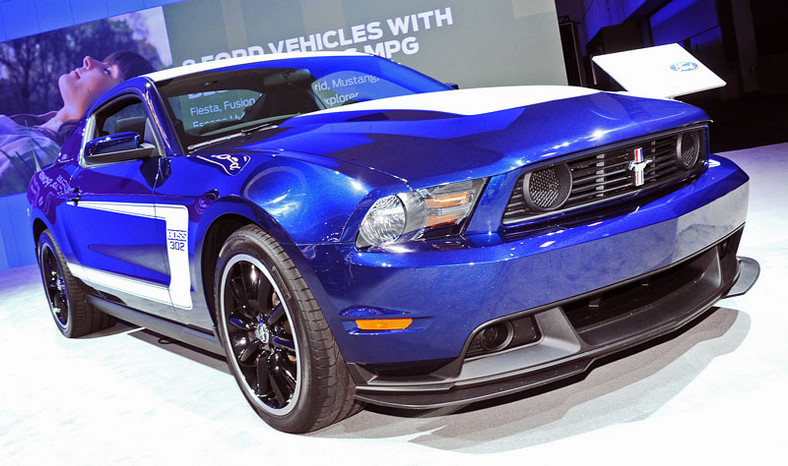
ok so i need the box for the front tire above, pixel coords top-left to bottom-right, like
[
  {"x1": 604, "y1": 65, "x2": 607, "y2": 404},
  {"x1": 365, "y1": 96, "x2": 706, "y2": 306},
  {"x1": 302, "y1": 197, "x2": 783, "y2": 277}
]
[
  {"x1": 215, "y1": 225, "x2": 360, "y2": 433},
  {"x1": 37, "y1": 229, "x2": 115, "y2": 337}
]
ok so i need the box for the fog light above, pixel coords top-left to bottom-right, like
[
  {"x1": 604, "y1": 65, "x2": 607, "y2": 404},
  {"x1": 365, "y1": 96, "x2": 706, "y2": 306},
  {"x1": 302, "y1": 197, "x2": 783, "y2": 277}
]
[
  {"x1": 523, "y1": 164, "x2": 572, "y2": 211},
  {"x1": 676, "y1": 130, "x2": 701, "y2": 169},
  {"x1": 479, "y1": 321, "x2": 514, "y2": 351},
  {"x1": 466, "y1": 315, "x2": 541, "y2": 358}
]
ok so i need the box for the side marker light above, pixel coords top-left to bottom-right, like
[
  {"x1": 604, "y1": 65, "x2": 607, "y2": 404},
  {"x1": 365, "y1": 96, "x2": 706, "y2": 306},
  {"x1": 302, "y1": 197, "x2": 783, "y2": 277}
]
[{"x1": 355, "y1": 318, "x2": 413, "y2": 331}]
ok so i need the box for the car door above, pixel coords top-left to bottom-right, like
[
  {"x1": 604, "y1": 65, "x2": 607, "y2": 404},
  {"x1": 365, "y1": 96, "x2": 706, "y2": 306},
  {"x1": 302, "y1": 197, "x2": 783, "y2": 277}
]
[{"x1": 62, "y1": 92, "x2": 186, "y2": 320}]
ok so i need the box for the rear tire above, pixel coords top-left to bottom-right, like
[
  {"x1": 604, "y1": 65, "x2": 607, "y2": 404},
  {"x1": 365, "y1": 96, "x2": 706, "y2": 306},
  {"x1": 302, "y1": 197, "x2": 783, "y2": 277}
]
[
  {"x1": 215, "y1": 225, "x2": 361, "y2": 433},
  {"x1": 36, "y1": 229, "x2": 116, "y2": 337}
]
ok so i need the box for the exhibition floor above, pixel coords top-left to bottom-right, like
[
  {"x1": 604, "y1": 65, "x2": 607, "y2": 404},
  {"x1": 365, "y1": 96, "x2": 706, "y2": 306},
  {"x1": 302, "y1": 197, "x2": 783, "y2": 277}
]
[{"x1": 1, "y1": 143, "x2": 786, "y2": 465}]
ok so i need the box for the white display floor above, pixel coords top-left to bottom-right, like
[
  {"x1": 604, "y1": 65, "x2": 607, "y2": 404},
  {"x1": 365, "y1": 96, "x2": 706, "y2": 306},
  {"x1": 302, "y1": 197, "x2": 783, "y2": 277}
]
[{"x1": 1, "y1": 143, "x2": 786, "y2": 465}]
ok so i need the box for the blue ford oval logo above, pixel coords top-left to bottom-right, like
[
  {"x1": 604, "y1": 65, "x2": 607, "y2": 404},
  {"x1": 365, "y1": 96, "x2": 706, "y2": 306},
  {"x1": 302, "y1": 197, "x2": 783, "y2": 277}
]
[{"x1": 670, "y1": 61, "x2": 699, "y2": 72}]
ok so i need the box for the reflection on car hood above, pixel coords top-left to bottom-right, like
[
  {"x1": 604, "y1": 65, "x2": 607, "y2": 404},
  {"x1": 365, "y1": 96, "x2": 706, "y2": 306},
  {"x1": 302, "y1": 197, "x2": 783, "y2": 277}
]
[{"x1": 216, "y1": 86, "x2": 708, "y2": 189}]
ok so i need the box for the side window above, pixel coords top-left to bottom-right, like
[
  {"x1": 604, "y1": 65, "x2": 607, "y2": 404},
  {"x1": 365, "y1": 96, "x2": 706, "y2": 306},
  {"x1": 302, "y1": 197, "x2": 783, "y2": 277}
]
[
  {"x1": 85, "y1": 95, "x2": 163, "y2": 164},
  {"x1": 99, "y1": 100, "x2": 147, "y2": 137},
  {"x1": 93, "y1": 97, "x2": 150, "y2": 140}
]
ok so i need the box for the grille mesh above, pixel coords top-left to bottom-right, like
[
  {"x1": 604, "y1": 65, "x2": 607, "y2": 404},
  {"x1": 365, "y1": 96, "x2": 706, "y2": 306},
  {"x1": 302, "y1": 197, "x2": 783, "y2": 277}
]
[
  {"x1": 527, "y1": 167, "x2": 562, "y2": 209},
  {"x1": 679, "y1": 133, "x2": 699, "y2": 168},
  {"x1": 503, "y1": 130, "x2": 705, "y2": 225}
]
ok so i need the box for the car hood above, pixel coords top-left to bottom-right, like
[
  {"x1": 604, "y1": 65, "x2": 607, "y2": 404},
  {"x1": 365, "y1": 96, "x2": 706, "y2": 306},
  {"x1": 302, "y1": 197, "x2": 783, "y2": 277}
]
[{"x1": 212, "y1": 86, "x2": 709, "y2": 189}]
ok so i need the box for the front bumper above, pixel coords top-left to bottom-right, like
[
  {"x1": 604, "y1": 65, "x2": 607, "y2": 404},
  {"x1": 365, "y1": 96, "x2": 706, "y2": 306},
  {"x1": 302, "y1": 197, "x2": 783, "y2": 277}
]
[
  {"x1": 352, "y1": 236, "x2": 753, "y2": 408},
  {"x1": 295, "y1": 156, "x2": 751, "y2": 408}
]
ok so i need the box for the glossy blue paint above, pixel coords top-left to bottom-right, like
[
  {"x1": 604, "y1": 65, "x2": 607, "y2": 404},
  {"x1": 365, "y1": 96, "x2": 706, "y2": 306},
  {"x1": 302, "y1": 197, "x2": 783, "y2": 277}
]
[
  {"x1": 295, "y1": 156, "x2": 748, "y2": 364},
  {"x1": 216, "y1": 91, "x2": 707, "y2": 192},
  {"x1": 64, "y1": 160, "x2": 166, "y2": 282},
  {"x1": 28, "y1": 54, "x2": 752, "y2": 385}
]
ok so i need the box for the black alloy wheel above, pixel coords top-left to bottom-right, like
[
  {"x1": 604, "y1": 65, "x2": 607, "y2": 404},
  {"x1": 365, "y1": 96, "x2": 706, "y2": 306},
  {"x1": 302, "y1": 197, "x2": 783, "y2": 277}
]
[
  {"x1": 36, "y1": 229, "x2": 115, "y2": 337},
  {"x1": 220, "y1": 255, "x2": 301, "y2": 413},
  {"x1": 40, "y1": 241, "x2": 69, "y2": 327},
  {"x1": 215, "y1": 225, "x2": 360, "y2": 433}
]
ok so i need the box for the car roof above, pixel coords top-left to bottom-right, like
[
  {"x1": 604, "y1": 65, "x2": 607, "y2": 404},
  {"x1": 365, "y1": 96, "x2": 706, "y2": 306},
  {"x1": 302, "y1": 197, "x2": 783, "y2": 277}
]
[{"x1": 145, "y1": 51, "x2": 371, "y2": 82}]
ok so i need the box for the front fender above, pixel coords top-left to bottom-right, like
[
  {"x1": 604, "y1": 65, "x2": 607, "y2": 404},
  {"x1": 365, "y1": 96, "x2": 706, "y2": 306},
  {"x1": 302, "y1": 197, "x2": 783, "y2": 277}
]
[
  {"x1": 185, "y1": 152, "x2": 407, "y2": 329},
  {"x1": 238, "y1": 153, "x2": 409, "y2": 245}
]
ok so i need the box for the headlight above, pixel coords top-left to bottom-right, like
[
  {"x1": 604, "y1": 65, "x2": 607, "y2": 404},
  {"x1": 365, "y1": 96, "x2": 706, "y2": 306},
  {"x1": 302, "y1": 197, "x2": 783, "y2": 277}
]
[
  {"x1": 357, "y1": 195, "x2": 407, "y2": 246},
  {"x1": 356, "y1": 178, "x2": 486, "y2": 249}
]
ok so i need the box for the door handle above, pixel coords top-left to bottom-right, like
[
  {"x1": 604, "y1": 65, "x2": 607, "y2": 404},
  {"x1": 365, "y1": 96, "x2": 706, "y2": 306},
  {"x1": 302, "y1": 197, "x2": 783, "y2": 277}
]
[{"x1": 68, "y1": 188, "x2": 81, "y2": 205}]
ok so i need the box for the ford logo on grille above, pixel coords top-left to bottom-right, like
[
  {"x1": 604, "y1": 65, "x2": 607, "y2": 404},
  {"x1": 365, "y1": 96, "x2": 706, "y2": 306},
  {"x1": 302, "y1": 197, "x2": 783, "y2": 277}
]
[
  {"x1": 670, "y1": 61, "x2": 699, "y2": 72},
  {"x1": 629, "y1": 147, "x2": 653, "y2": 187}
]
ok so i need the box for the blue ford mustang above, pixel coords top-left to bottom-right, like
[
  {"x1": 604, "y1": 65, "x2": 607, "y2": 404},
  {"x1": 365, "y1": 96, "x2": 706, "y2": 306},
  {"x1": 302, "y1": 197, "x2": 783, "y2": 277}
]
[{"x1": 28, "y1": 52, "x2": 758, "y2": 432}]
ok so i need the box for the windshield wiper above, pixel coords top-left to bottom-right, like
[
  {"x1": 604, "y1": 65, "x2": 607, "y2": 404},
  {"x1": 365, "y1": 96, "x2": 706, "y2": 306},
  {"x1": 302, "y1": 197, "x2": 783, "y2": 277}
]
[
  {"x1": 240, "y1": 121, "x2": 279, "y2": 135},
  {"x1": 242, "y1": 113, "x2": 301, "y2": 133},
  {"x1": 187, "y1": 114, "x2": 300, "y2": 151}
]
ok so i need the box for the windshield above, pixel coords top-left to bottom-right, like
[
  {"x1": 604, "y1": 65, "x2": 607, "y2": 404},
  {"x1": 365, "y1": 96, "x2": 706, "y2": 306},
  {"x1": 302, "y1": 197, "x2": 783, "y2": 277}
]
[{"x1": 155, "y1": 55, "x2": 451, "y2": 150}]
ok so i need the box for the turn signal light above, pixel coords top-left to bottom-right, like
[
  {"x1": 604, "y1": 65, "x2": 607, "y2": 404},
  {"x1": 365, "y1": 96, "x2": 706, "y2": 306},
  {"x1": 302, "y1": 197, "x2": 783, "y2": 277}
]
[
  {"x1": 355, "y1": 318, "x2": 413, "y2": 331},
  {"x1": 425, "y1": 192, "x2": 472, "y2": 209}
]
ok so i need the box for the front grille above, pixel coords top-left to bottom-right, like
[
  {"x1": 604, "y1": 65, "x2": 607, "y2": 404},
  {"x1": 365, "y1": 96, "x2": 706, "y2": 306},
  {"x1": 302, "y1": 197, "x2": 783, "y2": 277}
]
[{"x1": 502, "y1": 128, "x2": 707, "y2": 225}]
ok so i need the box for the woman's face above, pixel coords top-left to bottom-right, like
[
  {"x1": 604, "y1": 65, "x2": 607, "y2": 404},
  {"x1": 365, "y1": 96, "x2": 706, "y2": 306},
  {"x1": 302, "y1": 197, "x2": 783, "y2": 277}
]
[{"x1": 58, "y1": 56, "x2": 123, "y2": 119}]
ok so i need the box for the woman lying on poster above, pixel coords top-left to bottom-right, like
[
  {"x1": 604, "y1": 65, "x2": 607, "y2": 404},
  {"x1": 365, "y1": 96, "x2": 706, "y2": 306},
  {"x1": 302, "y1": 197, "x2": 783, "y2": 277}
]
[{"x1": 0, "y1": 51, "x2": 153, "y2": 195}]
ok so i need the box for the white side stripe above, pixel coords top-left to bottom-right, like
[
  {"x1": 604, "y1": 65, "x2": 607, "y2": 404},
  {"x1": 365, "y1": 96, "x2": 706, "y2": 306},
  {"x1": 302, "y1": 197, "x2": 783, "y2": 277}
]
[
  {"x1": 155, "y1": 204, "x2": 191, "y2": 309},
  {"x1": 74, "y1": 201, "x2": 193, "y2": 310},
  {"x1": 68, "y1": 262, "x2": 173, "y2": 306}
]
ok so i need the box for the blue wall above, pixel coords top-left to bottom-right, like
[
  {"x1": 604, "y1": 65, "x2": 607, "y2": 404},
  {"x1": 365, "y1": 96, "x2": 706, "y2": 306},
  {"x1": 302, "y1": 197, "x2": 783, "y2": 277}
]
[
  {"x1": 0, "y1": 192, "x2": 35, "y2": 269},
  {"x1": 0, "y1": 0, "x2": 184, "y2": 42},
  {"x1": 650, "y1": 0, "x2": 718, "y2": 44}
]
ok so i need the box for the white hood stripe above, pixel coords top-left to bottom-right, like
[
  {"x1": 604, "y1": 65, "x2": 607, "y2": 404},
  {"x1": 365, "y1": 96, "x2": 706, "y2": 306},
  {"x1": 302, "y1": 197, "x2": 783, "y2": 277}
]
[{"x1": 315, "y1": 85, "x2": 599, "y2": 117}]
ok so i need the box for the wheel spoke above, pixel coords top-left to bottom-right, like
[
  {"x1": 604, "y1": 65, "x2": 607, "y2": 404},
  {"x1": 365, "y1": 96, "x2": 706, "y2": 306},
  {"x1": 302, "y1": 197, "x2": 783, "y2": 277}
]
[
  {"x1": 269, "y1": 368, "x2": 288, "y2": 407},
  {"x1": 43, "y1": 250, "x2": 55, "y2": 274},
  {"x1": 229, "y1": 315, "x2": 254, "y2": 330},
  {"x1": 266, "y1": 303, "x2": 285, "y2": 326},
  {"x1": 238, "y1": 340, "x2": 260, "y2": 363},
  {"x1": 272, "y1": 336, "x2": 295, "y2": 352},
  {"x1": 241, "y1": 262, "x2": 257, "y2": 301},
  {"x1": 255, "y1": 354, "x2": 269, "y2": 396},
  {"x1": 255, "y1": 270, "x2": 271, "y2": 307},
  {"x1": 229, "y1": 276, "x2": 253, "y2": 316},
  {"x1": 52, "y1": 294, "x2": 63, "y2": 311},
  {"x1": 279, "y1": 356, "x2": 297, "y2": 389},
  {"x1": 58, "y1": 287, "x2": 68, "y2": 310},
  {"x1": 228, "y1": 276, "x2": 247, "y2": 303}
]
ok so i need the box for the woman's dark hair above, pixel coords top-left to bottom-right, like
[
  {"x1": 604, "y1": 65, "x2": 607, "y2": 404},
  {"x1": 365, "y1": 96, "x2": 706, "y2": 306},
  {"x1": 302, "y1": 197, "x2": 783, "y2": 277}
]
[{"x1": 103, "y1": 50, "x2": 155, "y2": 81}]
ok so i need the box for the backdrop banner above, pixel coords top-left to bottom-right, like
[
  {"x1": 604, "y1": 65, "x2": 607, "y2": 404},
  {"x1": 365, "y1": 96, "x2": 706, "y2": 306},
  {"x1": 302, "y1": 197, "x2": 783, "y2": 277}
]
[
  {"x1": 0, "y1": 0, "x2": 564, "y2": 269},
  {"x1": 163, "y1": 0, "x2": 566, "y2": 89},
  {"x1": 0, "y1": 8, "x2": 171, "y2": 196},
  {"x1": 0, "y1": 8, "x2": 171, "y2": 268}
]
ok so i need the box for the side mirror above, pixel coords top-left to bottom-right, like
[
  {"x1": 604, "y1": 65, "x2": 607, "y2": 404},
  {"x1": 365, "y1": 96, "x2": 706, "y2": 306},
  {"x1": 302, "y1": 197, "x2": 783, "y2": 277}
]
[{"x1": 85, "y1": 132, "x2": 154, "y2": 163}]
